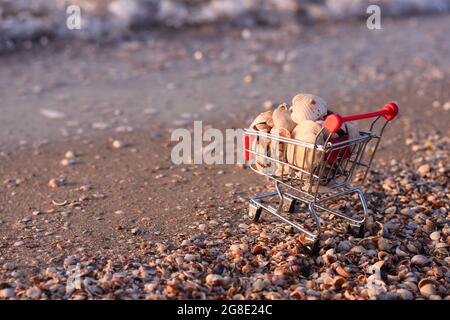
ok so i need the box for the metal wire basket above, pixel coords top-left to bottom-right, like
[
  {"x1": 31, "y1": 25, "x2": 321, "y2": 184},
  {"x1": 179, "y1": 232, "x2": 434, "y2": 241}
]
[{"x1": 244, "y1": 102, "x2": 399, "y2": 254}]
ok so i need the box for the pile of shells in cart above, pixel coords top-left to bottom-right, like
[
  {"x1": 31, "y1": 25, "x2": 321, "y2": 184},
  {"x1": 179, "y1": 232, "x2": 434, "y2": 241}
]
[{"x1": 244, "y1": 92, "x2": 399, "y2": 254}]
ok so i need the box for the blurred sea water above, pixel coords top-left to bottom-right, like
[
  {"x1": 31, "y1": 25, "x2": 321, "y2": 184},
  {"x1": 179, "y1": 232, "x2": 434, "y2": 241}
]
[{"x1": 0, "y1": 0, "x2": 449, "y2": 45}]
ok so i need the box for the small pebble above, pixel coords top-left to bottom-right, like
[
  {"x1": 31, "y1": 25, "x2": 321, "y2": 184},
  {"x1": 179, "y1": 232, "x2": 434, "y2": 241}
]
[
  {"x1": 384, "y1": 206, "x2": 397, "y2": 214},
  {"x1": 112, "y1": 140, "x2": 125, "y2": 149},
  {"x1": 60, "y1": 158, "x2": 76, "y2": 166},
  {"x1": 26, "y1": 287, "x2": 41, "y2": 299},
  {"x1": 417, "y1": 164, "x2": 430, "y2": 176},
  {"x1": 48, "y1": 178, "x2": 64, "y2": 189},
  {"x1": 0, "y1": 288, "x2": 15, "y2": 299},
  {"x1": 65, "y1": 151, "x2": 75, "y2": 158},
  {"x1": 13, "y1": 241, "x2": 25, "y2": 247}
]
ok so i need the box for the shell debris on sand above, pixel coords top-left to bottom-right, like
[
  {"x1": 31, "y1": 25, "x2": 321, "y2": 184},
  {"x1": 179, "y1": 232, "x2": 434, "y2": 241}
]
[{"x1": 0, "y1": 132, "x2": 448, "y2": 300}]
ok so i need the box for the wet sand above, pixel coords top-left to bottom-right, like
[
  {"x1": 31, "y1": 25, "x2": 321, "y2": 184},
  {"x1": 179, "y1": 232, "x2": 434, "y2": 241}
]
[{"x1": 0, "y1": 15, "x2": 449, "y2": 299}]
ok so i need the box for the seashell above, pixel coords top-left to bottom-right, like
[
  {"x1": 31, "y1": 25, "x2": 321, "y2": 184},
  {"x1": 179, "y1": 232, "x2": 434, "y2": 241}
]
[
  {"x1": 291, "y1": 93, "x2": 328, "y2": 123},
  {"x1": 286, "y1": 121, "x2": 324, "y2": 173},
  {"x1": 435, "y1": 242, "x2": 448, "y2": 249},
  {"x1": 229, "y1": 244, "x2": 241, "y2": 255},
  {"x1": 112, "y1": 140, "x2": 125, "y2": 149},
  {"x1": 83, "y1": 278, "x2": 103, "y2": 296},
  {"x1": 252, "y1": 138, "x2": 271, "y2": 173},
  {"x1": 255, "y1": 123, "x2": 272, "y2": 132},
  {"x1": 349, "y1": 245, "x2": 366, "y2": 255},
  {"x1": 411, "y1": 255, "x2": 430, "y2": 267},
  {"x1": 377, "y1": 251, "x2": 390, "y2": 261},
  {"x1": 48, "y1": 178, "x2": 65, "y2": 189},
  {"x1": 52, "y1": 200, "x2": 68, "y2": 206},
  {"x1": 397, "y1": 288, "x2": 414, "y2": 300},
  {"x1": 249, "y1": 111, "x2": 273, "y2": 131},
  {"x1": 418, "y1": 278, "x2": 439, "y2": 297},
  {"x1": 337, "y1": 240, "x2": 352, "y2": 252},
  {"x1": 252, "y1": 278, "x2": 265, "y2": 292},
  {"x1": 241, "y1": 263, "x2": 252, "y2": 273},
  {"x1": 371, "y1": 260, "x2": 385, "y2": 280},
  {"x1": 333, "y1": 276, "x2": 346, "y2": 288},
  {"x1": 292, "y1": 120, "x2": 324, "y2": 137},
  {"x1": 26, "y1": 287, "x2": 41, "y2": 299},
  {"x1": 377, "y1": 237, "x2": 392, "y2": 251},
  {"x1": 357, "y1": 274, "x2": 367, "y2": 283},
  {"x1": 270, "y1": 127, "x2": 291, "y2": 138},
  {"x1": 65, "y1": 150, "x2": 75, "y2": 158},
  {"x1": 272, "y1": 103, "x2": 296, "y2": 132},
  {"x1": 335, "y1": 265, "x2": 350, "y2": 278},
  {"x1": 0, "y1": 288, "x2": 16, "y2": 299},
  {"x1": 269, "y1": 127, "x2": 292, "y2": 176},
  {"x1": 251, "y1": 244, "x2": 265, "y2": 255},
  {"x1": 429, "y1": 231, "x2": 440, "y2": 241},
  {"x1": 205, "y1": 274, "x2": 228, "y2": 286}
]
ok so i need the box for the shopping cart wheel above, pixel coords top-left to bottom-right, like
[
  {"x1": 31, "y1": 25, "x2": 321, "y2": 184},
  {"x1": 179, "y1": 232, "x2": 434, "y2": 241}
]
[
  {"x1": 248, "y1": 203, "x2": 262, "y2": 223},
  {"x1": 347, "y1": 223, "x2": 366, "y2": 238},
  {"x1": 308, "y1": 240, "x2": 320, "y2": 256},
  {"x1": 357, "y1": 223, "x2": 366, "y2": 238},
  {"x1": 284, "y1": 197, "x2": 297, "y2": 213}
]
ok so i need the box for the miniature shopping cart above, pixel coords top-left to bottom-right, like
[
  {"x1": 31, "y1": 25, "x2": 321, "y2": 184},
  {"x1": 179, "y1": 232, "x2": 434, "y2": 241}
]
[{"x1": 243, "y1": 103, "x2": 399, "y2": 254}]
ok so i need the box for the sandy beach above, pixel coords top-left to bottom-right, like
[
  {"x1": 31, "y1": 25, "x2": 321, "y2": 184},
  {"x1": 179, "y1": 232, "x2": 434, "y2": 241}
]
[{"x1": 0, "y1": 14, "x2": 449, "y2": 300}]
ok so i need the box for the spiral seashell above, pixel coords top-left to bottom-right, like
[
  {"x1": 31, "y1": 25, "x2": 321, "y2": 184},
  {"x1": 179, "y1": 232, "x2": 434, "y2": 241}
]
[
  {"x1": 252, "y1": 138, "x2": 271, "y2": 173},
  {"x1": 291, "y1": 93, "x2": 328, "y2": 123},
  {"x1": 272, "y1": 103, "x2": 296, "y2": 132},
  {"x1": 269, "y1": 127, "x2": 292, "y2": 176}
]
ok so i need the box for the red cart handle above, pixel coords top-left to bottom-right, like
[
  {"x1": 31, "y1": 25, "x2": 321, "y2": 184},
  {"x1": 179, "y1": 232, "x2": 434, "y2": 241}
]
[{"x1": 323, "y1": 102, "x2": 399, "y2": 133}]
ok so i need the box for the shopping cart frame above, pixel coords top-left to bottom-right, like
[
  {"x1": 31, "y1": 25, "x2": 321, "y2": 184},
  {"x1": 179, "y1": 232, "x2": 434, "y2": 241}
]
[{"x1": 244, "y1": 103, "x2": 399, "y2": 254}]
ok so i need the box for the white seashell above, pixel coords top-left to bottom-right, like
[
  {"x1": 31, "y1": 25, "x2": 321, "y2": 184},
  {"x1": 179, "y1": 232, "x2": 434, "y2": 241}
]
[
  {"x1": 418, "y1": 278, "x2": 439, "y2": 297},
  {"x1": 26, "y1": 286, "x2": 41, "y2": 299},
  {"x1": 40, "y1": 108, "x2": 66, "y2": 119},
  {"x1": 291, "y1": 93, "x2": 327, "y2": 123},
  {"x1": 112, "y1": 140, "x2": 125, "y2": 149},
  {"x1": 272, "y1": 103, "x2": 296, "y2": 132},
  {"x1": 205, "y1": 274, "x2": 228, "y2": 286},
  {"x1": 65, "y1": 150, "x2": 75, "y2": 158},
  {"x1": 429, "y1": 231, "x2": 440, "y2": 241},
  {"x1": 269, "y1": 127, "x2": 292, "y2": 176},
  {"x1": 411, "y1": 255, "x2": 430, "y2": 267},
  {"x1": 252, "y1": 138, "x2": 271, "y2": 173},
  {"x1": 0, "y1": 288, "x2": 15, "y2": 299},
  {"x1": 286, "y1": 121, "x2": 324, "y2": 173},
  {"x1": 249, "y1": 111, "x2": 273, "y2": 131}
]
